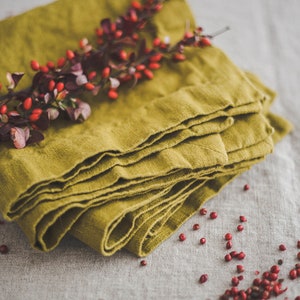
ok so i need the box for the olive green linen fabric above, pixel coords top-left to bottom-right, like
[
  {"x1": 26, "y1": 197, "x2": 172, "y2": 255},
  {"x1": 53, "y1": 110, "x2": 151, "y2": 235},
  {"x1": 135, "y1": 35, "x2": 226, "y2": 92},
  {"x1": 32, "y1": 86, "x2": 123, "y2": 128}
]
[{"x1": 0, "y1": 0, "x2": 292, "y2": 256}]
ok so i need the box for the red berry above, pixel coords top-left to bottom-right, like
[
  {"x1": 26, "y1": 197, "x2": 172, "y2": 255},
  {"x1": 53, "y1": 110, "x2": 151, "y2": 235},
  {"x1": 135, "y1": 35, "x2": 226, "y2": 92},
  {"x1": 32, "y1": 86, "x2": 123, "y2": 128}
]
[
  {"x1": 149, "y1": 53, "x2": 163, "y2": 62},
  {"x1": 200, "y1": 37, "x2": 212, "y2": 47},
  {"x1": 131, "y1": 1, "x2": 142, "y2": 10},
  {"x1": 237, "y1": 252, "x2": 246, "y2": 260},
  {"x1": 243, "y1": 184, "x2": 250, "y2": 191},
  {"x1": 39, "y1": 65, "x2": 49, "y2": 73},
  {"x1": 179, "y1": 233, "x2": 186, "y2": 241},
  {"x1": 23, "y1": 97, "x2": 32, "y2": 110},
  {"x1": 110, "y1": 23, "x2": 116, "y2": 32},
  {"x1": 56, "y1": 82, "x2": 65, "y2": 92},
  {"x1": 231, "y1": 277, "x2": 239, "y2": 287},
  {"x1": 226, "y1": 241, "x2": 233, "y2": 249},
  {"x1": 153, "y1": 37, "x2": 161, "y2": 47},
  {"x1": 143, "y1": 69, "x2": 154, "y2": 80},
  {"x1": 102, "y1": 67, "x2": 110, "y2": 78},
  {"x1": 230, "y1": 287, "x2": 239, "y2": 296},
  {"x1": 297, "y1": 240, "x2": 300, "y2": 249},
  {"x1": 225, "y1": 233, "x2": 232, "y2": 240},
  {"x1": 199, "y1": 238, "x2": 206, "y2": 245},
  {"x1": 119, "y1": 50, "x2": 127, "y2": 61},
  {"x1": 199, "y1": 274, "x2": 208, "y2": 284},
  {"x1": 239, "y1": 215, "x2": 247, "y2": 222},
  {"x1": 140, "y1": 260, "x2": 147, "y2": 266},
  {"x1": 32, "y1": 108, "x2": 42, "y2": 115},
  {"x1": 114, "y1": 30, "x2": 123, "y2": 39},
  {"x1": 253, "y1": 278, "x2": 261, "y2": 286},
  {"x1": 269, "y1": 272, "x2": 278, "y2": 281},
  {"x1": 279, "y1": 244, "x2": 286, "y2": 251},
  {"x1": 297, "y1": 252, "x2": 300, "y2": 260},
  {"x1": 154, "y1": 3, "x2": 163, "y2": 11},
  {"x1": 88, "y1": 71, "x2": 97, "y2": 81},
  {"x1": 57, "y1": 57, "x2": 66, "y2": 68},
  {"x1": 134, "y1": 72, "x2": 142, "y2": 80},
  {"x1": 148, "y1": 62, "x2": 160, "y2": 70},
  {"x1": 29, "y1": 113, "x2": 41, "y2": 122},
  {"x1": 270, "y1": 265, "x2": 280, "y2": 274},
  {"x1": 0, "y1": 104, "x2": 7, "y2": 114},
  {"x1": 95, "y1": 28, "x2": 103, "y2": 37},
  {"x1": 193, "y1": 223, "x2": 200, "y2": 230},
  {"x1": 66, "y1": 49, "x2": 75, "y2": 60},
  {"x1": 184, "y1": 31, "x2": 194, "y2": 39},
  {"x1": 225, "y1": 254, "x2": 232, "y2": 262},
  {"x1": 47, "y1": 61, "x2": 55, "y2": 69},
  {"x1": 199, "y1": 208, "x2": 207, "y2": 215},
  {"x1": 289, "y1": 269, "x2": 297, "y2": 280},
  {"x1": 210, "y1": 211, "x2": 218, "y2": 219},
  {"x1": 237, "y1": 225, "x2": 244, "y2": 232},
  {"x1": 129, "y1": 10, "x2": 138, "y2": 22},
  {"x1": 172, "y1": 53, "x2": 186, "y2": 62},
  {"x1": 48, "y1": 80, "x2": 55, "y2": 91},
  {"x1": 85, "y1": 83, "x2": 95, "y2": 91},
  {"x1": 236, "y1": 265, "x2": 244, "y2": 273},
  {"x1": 0, "y1": 244, "x2": 9, "y2": 254},
  {"x1": 107, "y1": 89, "x2": 118, "y2": 100},
  {"x1": 30, "y1": 60, "x2": 40, "y2": 71},
  {"x1": 237, "y1": 275, "x2": 244, "y2": 281},
  {"x1": 230, "y1": 251, "x2": 238, "y2": 258}
]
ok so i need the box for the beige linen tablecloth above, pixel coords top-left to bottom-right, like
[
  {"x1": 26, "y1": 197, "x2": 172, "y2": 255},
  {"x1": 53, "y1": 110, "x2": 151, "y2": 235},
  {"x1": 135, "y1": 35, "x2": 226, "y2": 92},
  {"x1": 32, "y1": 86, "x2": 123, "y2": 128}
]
[{"x1": 0, "y1": 0, "x2": 299, "y2": 299}]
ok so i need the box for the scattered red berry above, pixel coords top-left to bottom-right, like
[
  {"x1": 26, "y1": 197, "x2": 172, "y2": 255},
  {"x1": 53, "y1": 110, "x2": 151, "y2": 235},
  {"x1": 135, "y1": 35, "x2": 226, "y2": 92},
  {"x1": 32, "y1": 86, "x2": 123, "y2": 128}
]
[
  {"x1": 243, "y1": 184, "x2": 250, "y2": 191},
  {"x1": 179, "y1": 233, "x2": 186, "y2": 241},
  {"x1": 237, "y1": 224, "x2": 244, "y2": 232},
  {"x1": 236, "y1": 265, "x2": 244, "y2": 273},
  {"x1": 270, "y1": 265, "x2": 280, "y2": 274},
  {"x1": 193, "y1": 223, "x2": 200, "y2": 230},
  {"x1": 239, "y1": 215, "x2": 247, "y2": 222},
  {"x1": 289, "y1": 269, "x2": 297, "y2": 280},
  {"x1": 199, "y1": 208, "x2": 207, "y2": 215},
  {"x1": 297, "y1": 252, "x2": 300, "y2": 260},
  {"x1": 199, "y1": 274, "x2": 208, "y2": 284},
  {"x1": 297, "y1": 240, "x2": 300, "y2": 249},
  {"x1": 199, "y1": 238, "x2": 206, "y2": 245},
  {"x1": 279, "y1": 244, "x2": 286, "y2": 251},
  {"x1": 231, "y1": 276, "x2": 239, "y2": 286},
  {"x1": 224, "y1": 233, "x2": 232, "y2": 240},
  {"x1": 226, "y1": 241, "x2": 233, "y2": 249},
  {"x1": 210, "y1": 211, "x2": 218, "y2": 219},
  {"x1": 0, "y1": 244, "x2": 9, "y2": 254},
  {"x1": 237, "y1": 275, "x2": 244, "y2": 281},
  {"x1": 140, "y1": 260, "x2": 147, "y2": 266},
  {"x1": 225, "y1": 254, "x2": 232, "y2": 262},
  {"x1": 237, "y1": 252, "x2": 246, "y2": 260}
]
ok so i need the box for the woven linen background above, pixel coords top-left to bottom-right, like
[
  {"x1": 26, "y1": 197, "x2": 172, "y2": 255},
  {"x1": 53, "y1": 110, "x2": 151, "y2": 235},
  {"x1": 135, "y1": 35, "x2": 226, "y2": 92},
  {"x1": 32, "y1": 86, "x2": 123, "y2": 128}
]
[{"x1": 0, "y1": 0, "x2": 299, "y2": 299}]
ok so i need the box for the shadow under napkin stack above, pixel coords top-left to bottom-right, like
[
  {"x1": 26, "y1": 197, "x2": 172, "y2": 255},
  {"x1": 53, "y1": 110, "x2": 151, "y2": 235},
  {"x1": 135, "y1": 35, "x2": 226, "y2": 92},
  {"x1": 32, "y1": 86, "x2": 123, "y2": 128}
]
[{"x1": 0, "y1": 0, "x2": 292, "y2": 257}]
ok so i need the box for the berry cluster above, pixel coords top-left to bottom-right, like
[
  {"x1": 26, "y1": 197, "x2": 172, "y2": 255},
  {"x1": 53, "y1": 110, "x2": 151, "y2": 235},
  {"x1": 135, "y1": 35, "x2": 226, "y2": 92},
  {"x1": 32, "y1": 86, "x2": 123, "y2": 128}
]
[{"x1": 0, "y1": 0, "x2": 223, "y2": 149}]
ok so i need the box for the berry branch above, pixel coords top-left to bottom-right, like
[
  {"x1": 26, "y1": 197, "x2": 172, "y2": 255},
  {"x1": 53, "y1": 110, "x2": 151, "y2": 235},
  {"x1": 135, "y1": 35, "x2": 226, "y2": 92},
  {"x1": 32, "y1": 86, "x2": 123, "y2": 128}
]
[{"x1": 0, "y1": 0, "x2": 228, "y2": 149}]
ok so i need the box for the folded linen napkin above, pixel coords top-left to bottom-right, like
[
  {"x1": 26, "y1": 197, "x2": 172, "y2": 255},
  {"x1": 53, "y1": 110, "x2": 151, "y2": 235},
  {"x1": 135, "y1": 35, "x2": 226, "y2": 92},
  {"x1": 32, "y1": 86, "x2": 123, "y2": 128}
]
[{"x1": 0, "y1": 0, "x2": 292, "y2": 256}]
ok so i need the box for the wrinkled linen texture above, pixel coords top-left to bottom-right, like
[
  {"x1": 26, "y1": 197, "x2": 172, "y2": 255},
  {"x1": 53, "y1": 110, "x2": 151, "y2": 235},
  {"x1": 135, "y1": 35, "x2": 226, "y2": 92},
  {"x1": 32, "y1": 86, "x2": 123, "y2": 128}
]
[{"x1": 0, "y1": 0, "x2": 292, "y2": 257}]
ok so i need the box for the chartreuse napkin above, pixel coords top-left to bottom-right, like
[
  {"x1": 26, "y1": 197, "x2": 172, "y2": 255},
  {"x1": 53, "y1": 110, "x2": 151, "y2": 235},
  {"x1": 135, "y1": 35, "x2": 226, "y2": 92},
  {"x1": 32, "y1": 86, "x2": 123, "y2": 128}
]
[{"x1": 0, "y1": 0, "x2": 292, "y2": 257}]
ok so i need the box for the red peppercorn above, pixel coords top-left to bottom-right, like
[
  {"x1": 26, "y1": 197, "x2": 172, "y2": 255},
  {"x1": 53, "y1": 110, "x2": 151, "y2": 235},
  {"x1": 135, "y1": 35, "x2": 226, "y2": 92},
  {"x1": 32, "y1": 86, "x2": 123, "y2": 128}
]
[
  {"x1": 179, "y1": 233, "x2": 186, "y2": 241},
  {"x1": 253, "y1": 278, "x2": 261, "y2": 286},
  {"x1": 193, "y1": 223, "x2": 200, "y2": 230},
  {"x1": 48, "y1": 80, "x2": 56, "y2": 92},
  {"x1": 210, "y1": 211, "x2": 218, "y2": 219},
  {"x1": 199, "y1": 238, "x2": 206, "y2": 245},
  {"x1": 119, "y1": 50, "x2": 128, "y2": 61},
  {"x1": 269, "y1": 272, "x2": 278, "y2": 281},
  {"x1": 199, "y1": 274, "x2": 208, "y2": 284},
  {"x1": 47, "y1": 61, "x2": 55, "y2": 69},
  {"x1": 0, "y1": 104, "x2": 7, "y2": 114},
  {"x1": 30, "y1": 60, "x2": 40, "y2": 71},
  {"x1": 230, "y1": 251, "x2": 238, "y2": 258},
  {"x1": 230, "y1": 287, "x2": 239, "y2": 296},
  {"x1": 297, "y1": 252, "x2": 300, "y2": 260},
  {"x1": 102, "y1": 67, "x2": 110, "y2": 78},
  {"x1": 66, "y1": 49, "x2": 75, "y2": 60},
  {"x1": 243, "y1": 184, "x2": 250, "y2": 191},
  {"x1": 56, "y1": 82, "x2": 65, "y2": 92},
  {"x1": 225, "y1": 233, "x2": 232, "y2": 241},
  {"x1": 237, "y1": 252, "x2": 246, "y2": 260},
  {"x1": 199, "y1": 208, "x2": 207, "y2": 215},
  {"x1": 279, "y1": 244, "x2": 286, "y2": 251},
  {"x1": 237, "y1": 225, "x2": 244, "y2": 232},
  {"x1": 294, "y1": 297, "x2": 300, "y2": 300},
  {"x1": 148, "y1": 62, "x2": 161, "y2": 70},
  {"x1": 107, "y1": 89, "x2": 118, "y2": 100},
  {"x1": 57, "y1": 57, "x2": 66, "y2": 68},
  {"x1": 172, "y1": 53, "x2": 186, "y2": 62},
  {"x1": 297, "y1": 240, "x2": 300, "y2": 249},
  {"x1": 270, "y1": 265, "x2": 280, "y2": 274},
  {"x1": 0, "y1": 244, "x2": 9, "y2": 254},
  {"x1": 278, "y1": 259, "x2": 283, "y2": 265},
  {"x1": 140, "y1": 260, "x2": 147, "y2": 266},
  {"x1": 88, "y1": 71, "x2": 97, "y2": 81},
  {"x1": 226, "y1": 241, "x2": 233, "y2": 249},
  {"x1": 225, "y1": 254, "x2": 232, "y2": 262},
  {"x1": 237, "y1": 275, "x2": 244, "y2": 281},
  {"x1": 239, "y1": 215, "x2": 247, "y2": 222},
  {"x1": 231, "y1": 277, "x2": 239, "y2": 286},
  {"x1": 23, "y1": 97, "x2": 32, "y2": 110},
  {"x1": 39, "y1": 65, "x2": 49, "y2": 73},
  {"x1": 289, "y1": 269, "x2": 297, "y2": 280},
  {"x1": 143, "y1": 69, "x2": 154, "y2": 80},
  {"x1": 236, "y1": 265, "x2": 244, "y2": 273},
  {"x1": 239, "y1": 290, "x2": 247, "y2": 300},
  {"x1": 85, "y1": 83, "x2": 95, "y2": 91}
]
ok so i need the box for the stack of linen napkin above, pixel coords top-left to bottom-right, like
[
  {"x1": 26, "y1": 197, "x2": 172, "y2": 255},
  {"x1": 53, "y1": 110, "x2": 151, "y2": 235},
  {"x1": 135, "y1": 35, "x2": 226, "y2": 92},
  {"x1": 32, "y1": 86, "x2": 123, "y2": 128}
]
[{"x1": 0, "y1": 0, "x2": 292, "y2": 257}]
